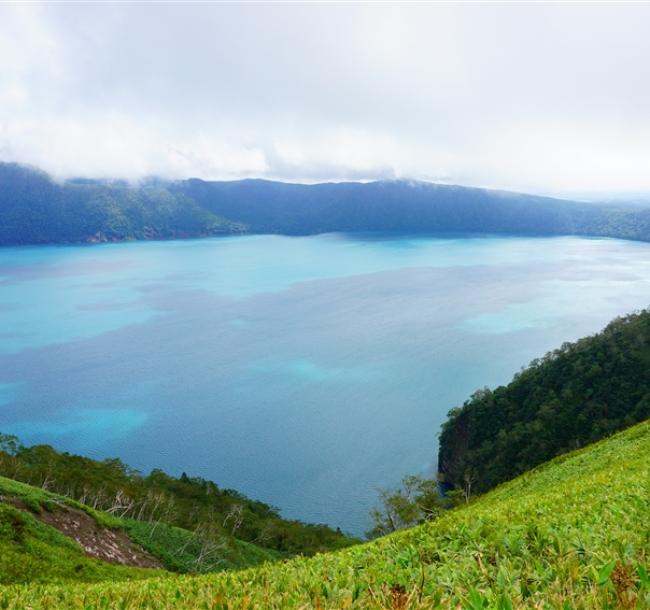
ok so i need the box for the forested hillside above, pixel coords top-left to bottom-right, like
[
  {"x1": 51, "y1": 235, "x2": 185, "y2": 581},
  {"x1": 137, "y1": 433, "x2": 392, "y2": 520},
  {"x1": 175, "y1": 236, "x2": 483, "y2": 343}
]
[
  {"x1": 0, "y1": 435, "x2": 354, "y2": 572},
  {"x1": 5, "y1": 419, "x2": 649, "y2": 608},
  {"x1": 438, "y1": 309, "x2": 650, "y2": 493},
  {"x1": 172, "y1": 177, "x2": 601, "y2": 236},
  {"x1": 0, "y1": 163, "x2": 243, "y2": 245},
  {"x1": 3, "y1": 162, "x2": 650, "y2": 245}
]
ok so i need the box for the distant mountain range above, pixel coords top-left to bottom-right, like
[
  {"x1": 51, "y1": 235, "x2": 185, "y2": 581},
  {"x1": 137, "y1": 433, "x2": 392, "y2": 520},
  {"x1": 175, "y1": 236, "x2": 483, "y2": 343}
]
[{"x1": 2, "y1": 161, "x2": 650, "y2": 245}]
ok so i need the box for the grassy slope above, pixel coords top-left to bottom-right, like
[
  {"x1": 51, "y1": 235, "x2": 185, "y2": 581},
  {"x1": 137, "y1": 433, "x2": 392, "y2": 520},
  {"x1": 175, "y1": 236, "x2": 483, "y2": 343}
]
[
  {"x1": 0, "y1": 503, "x2": 156, "y2": 585},
  {"x1": 3, "y1": 421, "x2": 649, "y2": 609},
  {"x1": 0, "y1": 440, "x2": 355, "y2": 560},
  {"x1": 125, "y1": 520, "x2": 279, "y2": 574},
  {"x1": 0, "y1": 476, "x2": 278, "y2": 585},
  {"x1": 0, "y1": 478, "x2": 157, "y2": 584}
]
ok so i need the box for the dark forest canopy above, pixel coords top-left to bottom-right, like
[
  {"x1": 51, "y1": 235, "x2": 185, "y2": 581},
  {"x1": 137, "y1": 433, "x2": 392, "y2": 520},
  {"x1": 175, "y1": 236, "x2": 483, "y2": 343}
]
[
  {"x1": 3, "y1": 162, "x2": 650, "y2": 245},
  {"x1": 438, "y1": 309, "x2": 650, "y2": 494}
]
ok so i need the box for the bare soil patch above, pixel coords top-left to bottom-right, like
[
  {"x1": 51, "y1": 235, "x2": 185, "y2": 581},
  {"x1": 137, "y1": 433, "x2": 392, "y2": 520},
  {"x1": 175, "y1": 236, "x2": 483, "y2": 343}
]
[{"x1": 3, "y1": 496, "x2": 162, "y2": 569}]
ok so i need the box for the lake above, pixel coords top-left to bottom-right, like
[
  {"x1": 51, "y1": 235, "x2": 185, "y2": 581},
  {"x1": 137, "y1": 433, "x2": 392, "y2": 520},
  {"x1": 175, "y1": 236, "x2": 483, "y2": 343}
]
[{"x1": 1, "y1": 233, "x2": 649, "y2": 534}]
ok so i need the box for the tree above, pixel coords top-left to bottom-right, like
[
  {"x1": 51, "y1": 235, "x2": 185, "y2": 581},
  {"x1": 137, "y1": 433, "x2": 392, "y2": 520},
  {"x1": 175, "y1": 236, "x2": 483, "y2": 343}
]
[
  {"x1": 367, "y1": 475, "x2": 445, "y2": 538},
  {"x1": 0, "y1": 434, "x2": 20, "y2": 457},
  {"x1": 462, "y1": 470, "x2": 477, "y2": 504}
]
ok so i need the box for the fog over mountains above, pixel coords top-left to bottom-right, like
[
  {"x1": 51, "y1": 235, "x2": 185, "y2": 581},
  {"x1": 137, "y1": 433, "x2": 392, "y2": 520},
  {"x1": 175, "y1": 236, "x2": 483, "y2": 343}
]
[{"x1": 2, "y1": 162, "x2": 650, "y2": 246}]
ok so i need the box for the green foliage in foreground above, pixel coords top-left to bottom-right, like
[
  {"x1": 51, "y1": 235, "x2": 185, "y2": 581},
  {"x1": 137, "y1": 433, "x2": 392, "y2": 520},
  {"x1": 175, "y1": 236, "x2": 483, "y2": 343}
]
[
  {"x1": 4, "y1": 420, "x2": 649, "y2": 608},
  {"x1": 439, "y1": 309, "x2": 650, "y2": 494}
]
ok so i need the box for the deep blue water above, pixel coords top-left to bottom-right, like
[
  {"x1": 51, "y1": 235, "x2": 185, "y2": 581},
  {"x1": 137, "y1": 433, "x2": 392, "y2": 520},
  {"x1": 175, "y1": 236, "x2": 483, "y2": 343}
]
[{"x1": 1, "y1": 233, "x2": 650, "y2": 535}]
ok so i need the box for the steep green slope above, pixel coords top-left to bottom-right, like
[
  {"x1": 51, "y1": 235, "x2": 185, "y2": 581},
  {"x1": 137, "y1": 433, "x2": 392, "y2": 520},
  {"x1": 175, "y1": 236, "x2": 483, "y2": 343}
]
[
  {"x1": 0, "y1": 476, "x2": 162, "y2": 584},
  {"x1": 124, "y1": 520, "x2": 279, "y2": 574},
  {"x1": 0, "y1": 473, "x2": 291, "y2": 584},
  {"x1": 0, "y1": 503, "x2": 157, "y2": 585},
  {"x1": 438, "y1": 309, "x2": 650, "y2": 493},
  {"x1": 4, "y1": 420, "x2": 649, "y2": 609}
]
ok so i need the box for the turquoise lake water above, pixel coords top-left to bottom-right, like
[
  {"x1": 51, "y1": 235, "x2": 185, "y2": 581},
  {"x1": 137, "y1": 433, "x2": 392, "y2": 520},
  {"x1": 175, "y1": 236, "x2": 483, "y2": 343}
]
[{"x1": 1, "y1": 233, "x2": 650, "y2": 534}]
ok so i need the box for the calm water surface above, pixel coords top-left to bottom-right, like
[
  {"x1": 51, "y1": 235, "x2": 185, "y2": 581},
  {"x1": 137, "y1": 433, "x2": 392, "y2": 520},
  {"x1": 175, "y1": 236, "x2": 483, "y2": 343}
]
[{"x1": 1, "y1": 233, "x2": 649, "y2": 534}]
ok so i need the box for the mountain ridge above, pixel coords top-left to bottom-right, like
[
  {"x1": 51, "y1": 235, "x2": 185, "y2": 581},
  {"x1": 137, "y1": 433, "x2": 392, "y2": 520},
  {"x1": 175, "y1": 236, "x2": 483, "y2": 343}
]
[{"x1": 4, "y1": 161, "x2": 650, "y2": 246}]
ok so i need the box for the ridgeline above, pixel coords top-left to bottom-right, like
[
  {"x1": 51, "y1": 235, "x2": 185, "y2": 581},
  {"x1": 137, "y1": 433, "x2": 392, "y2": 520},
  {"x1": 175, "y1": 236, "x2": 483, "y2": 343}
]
[{"x1": 3, "y1": 162, "x2": 650, "y2": 245}]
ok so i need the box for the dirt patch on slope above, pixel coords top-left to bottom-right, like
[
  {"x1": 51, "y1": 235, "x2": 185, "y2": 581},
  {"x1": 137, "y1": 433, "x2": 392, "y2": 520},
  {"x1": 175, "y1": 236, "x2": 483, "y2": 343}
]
[{"x1": 4, "y1": 496, "x2": 162, "y2": 569}]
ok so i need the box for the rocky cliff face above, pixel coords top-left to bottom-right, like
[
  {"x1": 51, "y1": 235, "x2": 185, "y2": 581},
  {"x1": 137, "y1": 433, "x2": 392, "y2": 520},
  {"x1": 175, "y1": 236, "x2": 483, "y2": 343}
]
[{"x1": 437, "y1": 407, "x2": 472, "y2": 489}]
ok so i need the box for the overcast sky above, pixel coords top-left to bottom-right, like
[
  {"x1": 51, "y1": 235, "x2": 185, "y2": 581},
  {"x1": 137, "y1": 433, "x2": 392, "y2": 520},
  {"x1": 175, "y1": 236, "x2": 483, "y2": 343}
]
[{"x1": 1, "y1": 2, "x2": 650, "y2": 197}]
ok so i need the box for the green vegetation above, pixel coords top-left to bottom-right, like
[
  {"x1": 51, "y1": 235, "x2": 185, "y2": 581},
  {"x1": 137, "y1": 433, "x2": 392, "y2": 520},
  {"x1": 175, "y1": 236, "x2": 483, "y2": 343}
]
[
  {"x1": 0, "y1": 436, "x2": 355, "y2": 571},
  {"x1": 367, "y1": 475, "x2": 451, "y2": 539},
  {"x1": 439, "y1": 309, "x2": 650, "y2": 494},
  {"x1": 0, "y1": 472, "x2": 284, "y2": 584},
  {"x1": 0, "y1": 503, "x2": 157, "y2": 585},
  {"x1": 124, "y1": 520, "x2": 279, "y2": 574},
  {"x1": 0, "y1": 477, "x2": 160, "y2": 584},
  {"x1": 0, "y1": 163, "x2": 245, "y2": 245},
  {"x1": 0, "y1": 474, "x2": 121, "y2": 528},
  {"x1": 2, "y1": 419, "x2": 648, "y2": 608}
]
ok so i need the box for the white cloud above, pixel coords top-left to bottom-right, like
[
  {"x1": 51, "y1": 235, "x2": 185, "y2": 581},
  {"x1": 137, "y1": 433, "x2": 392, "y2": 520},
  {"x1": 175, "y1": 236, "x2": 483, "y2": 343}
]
[{"x1": 1, "y1": 2, "x2": 650, "y2": 196}]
